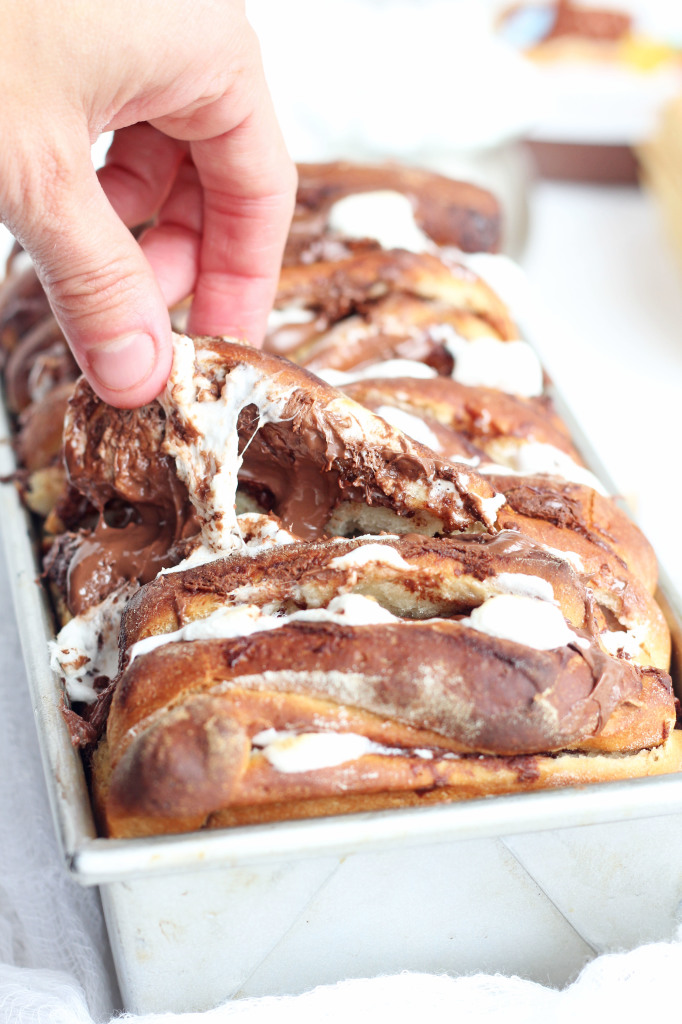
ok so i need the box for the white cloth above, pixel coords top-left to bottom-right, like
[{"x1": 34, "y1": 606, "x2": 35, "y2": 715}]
[
  {"x1": 5, "y1": 953, "x2": 682, "y2": 1024},
  {"x1": 0, "y1": 537, "x2": 118, "y2": 1022}
]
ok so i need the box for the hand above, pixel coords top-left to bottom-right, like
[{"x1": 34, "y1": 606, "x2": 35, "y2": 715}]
[{"x1": 0, "y1": 0, "x2": 296, "y2": 407}]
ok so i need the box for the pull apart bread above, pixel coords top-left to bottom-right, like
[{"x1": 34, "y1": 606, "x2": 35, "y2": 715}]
[
  {"x1": 1, "y1": 162, "x2": 680, "y2": 838},
  {"x1": 54, "y1": 332, "x2": 681, "y2": 837}
]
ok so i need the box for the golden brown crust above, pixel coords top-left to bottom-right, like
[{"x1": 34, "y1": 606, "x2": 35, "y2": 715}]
[
  {"x1": 94, "y1": 714, "x2": 682, "y2": 839},
  {"x1": 343, "y1": 377, "x2": 577, "y2": 456},
  {"x1": 4, "y1": 317, "x2": 76, "y2": 413},
  {"x1": 119, "y1": 532, "x2": 592, "y2": 645},
  {"x1": 14, "y1": 381, "x2": 73, "y2": 473},
  {"x1": 0, "y1": 265, "x2": 51, "y2": 354},
  {"x1": 292, "y1": 160, "x2": 502, "y2": 254},
  {"x1": 493, "y1": 474, "x2": 658, "y2": 593},
  {"x1": 119, "y1": 530, "x2": 669, "y2": 672},
  {"x1": 275, "y1": 249, "x2": 518, "y2": 346},
  {"x1": 293, "y1": 296, "x2": 507, "y2": 373},
  {"x1": 88, "y1": 329, "x2": 676, "y2": 839},
  {"x1": 129, "y1": 534, "x2": 670, "y2": 680},
  {"x1": 104, "y1": 609, "x2": 674, "y2": 799}
]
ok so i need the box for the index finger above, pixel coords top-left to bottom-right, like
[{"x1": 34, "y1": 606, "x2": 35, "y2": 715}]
[{"x1": 185, "y1": 86, "x2": 297, "y2": 346}]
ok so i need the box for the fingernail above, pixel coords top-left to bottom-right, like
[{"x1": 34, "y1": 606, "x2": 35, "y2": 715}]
[{"x1": 87, "y1": 333, "x2": 157, "y2": 393}]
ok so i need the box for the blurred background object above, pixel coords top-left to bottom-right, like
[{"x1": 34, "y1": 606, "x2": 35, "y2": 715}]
[
  {"x1": 639, "y1": 93, "x2": 682, "y2": 272},
  {"x1": 493, "y1": 0, "x2": 682, "y2": 181},
  {"x1": 248, "y1": 0, "x2": 682, "y2": 207},
  {"x1": 247, "y1": 0, "x2": 544, "y2": 255},
  {"x1": 249, "y1": 0, "x2": 682, "y2": 187}
]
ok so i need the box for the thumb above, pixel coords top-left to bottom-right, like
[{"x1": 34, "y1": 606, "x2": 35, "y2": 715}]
[{"x1": 22, "y1": 153, "x2": 173, "y2": 409}]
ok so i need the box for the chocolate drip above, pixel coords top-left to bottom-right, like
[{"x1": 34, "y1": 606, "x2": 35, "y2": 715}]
[{"x1": 493, "y1": 476, "x2": 626, "y2": 566}]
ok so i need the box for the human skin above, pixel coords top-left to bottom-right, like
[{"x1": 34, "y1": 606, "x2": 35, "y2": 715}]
[{"x1": 0, "y1": 0, "x2": 297, "y2": 408}]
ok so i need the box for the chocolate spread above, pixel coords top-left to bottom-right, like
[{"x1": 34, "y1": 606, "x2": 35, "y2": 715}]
[
  {"x1": 47, "y1": 380, "x2": 202, "y2": 614},
  {"x1": 492, "y1": 475, "x2": 625, "y2": 565}
]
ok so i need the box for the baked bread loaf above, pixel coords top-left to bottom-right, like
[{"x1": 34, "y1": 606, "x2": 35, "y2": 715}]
[
  {"x1": 1, "y1": 161, "x2": 679, "y2": 839},
  {"x1": 86, "y1": 336, "x2": 678, "y2": 837},
  {"x1": 286, "y1": 160, "x2": 502, "y2": 264}
]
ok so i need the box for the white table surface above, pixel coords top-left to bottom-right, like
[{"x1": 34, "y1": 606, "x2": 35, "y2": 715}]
[
  {"x1": 521, "y1": 181, "x2": 682, "y2": 594},
  {"x1": 1, "y1": 180, "x2": 681, "y2": 1021}
]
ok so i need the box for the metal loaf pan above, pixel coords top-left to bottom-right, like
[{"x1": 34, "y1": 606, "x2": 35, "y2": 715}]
[{"x1": 2, "y1": 317, "x2": 682, "y2": 1015}]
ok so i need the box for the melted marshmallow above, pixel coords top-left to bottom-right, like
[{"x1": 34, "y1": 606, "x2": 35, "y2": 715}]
[
  {"x1": 480, "y1": 442, "x2": 607, "y2": 495},
  {"x1": 251, "y1": 729, "x2": 443, "y2": 774},
  {"x1": 49, "y1": 583, "x2": 137, "y2": 703},
  {"x1": 51, "y1": 389, "x2": 303, "y2": 696},
  {"x1": 601, "y1": 628, "x2": 646, "y2": 660},
  {"x1": 328, "y1": 543, "x2": 414, "y2": 571},
  {"x1": 374, "y1": 405, "x2": 442, "y2": 451},
  {"x1": 267, "y1": 306, "x2": 316, "y2": 331},
  {"x1": 328, "y1": 190, "x2": 433, "y2": 253},
  {"x1": 158, "y1": 543, "x2": 221, "y2": 576},
  {"x1": 484, "y1": 573, "x2": 555, "y2": 603},
  {"x1": 461, "y1": 253, "x2": 532, "y2": 321},
  {"x1": 462, "y1": 594, "x2": 587, "y2": 651},
  {"x1": 160, "y1": 514, "x2": 297, "y2": 576},
  {"x1": 542, "y1": 546, "x2": 586, "y2": 573},
  {"x1": 477, "y1": 491, "x2": 507, "y2": 526},
  {"x1": 315, "y1": 359, "x2": 438, "y2": 388},
  {"x1": 159, "y1": 335, "x2": 289, "y2": 554},
  {"x1": 427, "y1": 473, "x2": 505, "y2": 529},
  {"x1": 237, "y1": 513, "x2": 298, "y2": 552},
  {"x1": 430, "y1": 324, "x2": 543, "y2": 398},
  {"x1": 128, "y1": 593, "x2": 399, "y2": 664},
  {"x1": 252, "y1": 730, "x2": 375, "y2": 773}
]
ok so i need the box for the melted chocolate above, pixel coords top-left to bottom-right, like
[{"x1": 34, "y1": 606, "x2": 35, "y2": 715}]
[
  {"x1": 62, "y1": 513, "x2": 197, "y2": 615},
  {"x1": 492, "y1": 476, "x2": 626, "y2": 567}
]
